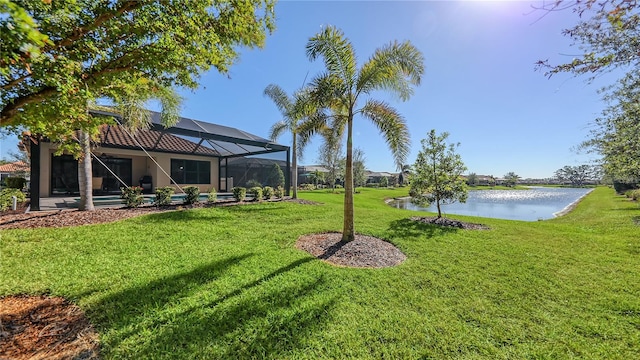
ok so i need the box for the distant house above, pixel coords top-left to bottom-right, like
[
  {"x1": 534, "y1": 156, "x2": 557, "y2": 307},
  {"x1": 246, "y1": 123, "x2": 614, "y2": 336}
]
[
  {"x1": 366, "y1": 171, "x2": 396, "y2": 185},
  {"x1": 0, "y1": 161, "x2": 29, "y2": 185},
  {"x1": 24, "y1": 109, "x2": 290, "y2": 210},
  {"x1": 297, "y1": 165, "x2": 330, "y2": 186}
]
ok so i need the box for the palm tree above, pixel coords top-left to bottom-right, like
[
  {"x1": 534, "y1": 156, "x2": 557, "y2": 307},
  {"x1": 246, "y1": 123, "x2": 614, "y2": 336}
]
[
  {"x1": 306, "y1": 26, "x2": 424, "y2": 242},
  {"x1": 264, "y1": 84, "x2": 317, "y2": 199},
  {"x1": 398, "y1": 164, "x2": 412, "y2": 186},
  {"x1": 77, "y1": 80, "x2": 181, "y2": 210}
]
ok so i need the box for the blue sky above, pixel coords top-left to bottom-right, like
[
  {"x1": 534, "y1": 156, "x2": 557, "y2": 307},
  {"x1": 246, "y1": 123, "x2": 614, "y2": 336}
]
[{"x1": 1, "y1": 1, "x2": 619, "y2": 179}]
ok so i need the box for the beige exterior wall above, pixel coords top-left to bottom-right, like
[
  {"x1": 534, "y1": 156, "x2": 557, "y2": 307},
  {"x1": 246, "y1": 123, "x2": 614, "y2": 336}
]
[
  {"x1": 149, "y1": 152, "x2": 218, "y2": 193},
  {"x1": 40, "y1": 143, "x2": 219, "y2": 197},
  {"x1": 40, "y1": 142, "x2": 53, "y2": 196}
]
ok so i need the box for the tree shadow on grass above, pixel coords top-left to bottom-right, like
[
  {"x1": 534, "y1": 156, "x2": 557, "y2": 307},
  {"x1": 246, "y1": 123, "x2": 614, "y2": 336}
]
[
  {"x1": 90, "y1": 255, "x2": 334, "y2": 358},
  {"x1": 225, "y1": 204, "x2": 289, "y2": 214},
  {"x1": 387, "y1": 218, "x2": 458, "y2": 240},
  {"x1": 132, "y1": 208, "x2": 230, "y2": 224}
]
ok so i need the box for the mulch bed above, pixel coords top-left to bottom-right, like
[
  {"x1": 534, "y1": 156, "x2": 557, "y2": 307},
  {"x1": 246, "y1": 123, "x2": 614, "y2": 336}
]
[
  {"x1": 0, "y1": 198, "x2": 321, "y2": 230},
  {"x1": 296, "y1": 232, "x2": 406, "y2": 268},
  {"x1": 0, "y1": 295, "x2": 99, "y2": 360},
  {"x1": 410, "y1": 216, "x2": 490, "y2": 230}
]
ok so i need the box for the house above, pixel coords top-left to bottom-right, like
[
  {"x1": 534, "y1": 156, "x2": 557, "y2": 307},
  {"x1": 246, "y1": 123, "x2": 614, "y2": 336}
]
[
  {"x1": 0, "y1": 161, "x2": 29, "y2": 185},
  {"x1": 25, "y1": 110, "x2": 290, "y2": 210},
  {"x1": 366, "y1": 171, "x2": 396, "y2": 185},
  {"x1": 297, "y1": 165, "x2": 330, "y2": 186}
]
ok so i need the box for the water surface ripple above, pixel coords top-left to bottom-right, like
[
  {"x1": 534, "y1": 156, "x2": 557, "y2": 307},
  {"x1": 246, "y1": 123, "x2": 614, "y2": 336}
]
[{"x1": 389, "y1": 187, "x2": 594, "y2": 221}]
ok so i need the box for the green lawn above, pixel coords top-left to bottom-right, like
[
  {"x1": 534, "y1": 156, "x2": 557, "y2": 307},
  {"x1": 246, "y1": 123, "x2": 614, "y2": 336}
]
[{"x1": 1, "y1": 187, "x2": 639, "y2": 359}]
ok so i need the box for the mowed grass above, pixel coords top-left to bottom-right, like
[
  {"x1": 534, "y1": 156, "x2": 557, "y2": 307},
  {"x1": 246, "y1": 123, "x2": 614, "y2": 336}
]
[{"x1": 1, "y1": 187, "x2": 639, "y2": 359}]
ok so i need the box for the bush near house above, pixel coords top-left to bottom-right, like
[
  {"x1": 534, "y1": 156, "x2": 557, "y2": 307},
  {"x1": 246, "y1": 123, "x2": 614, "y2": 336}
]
[
  {"x1": 154, "y1": 186, "x2": 175, "y2": 206},
  {"x1": 120, "y1": 186, "x2": 144, "y2": 208},
  {"x1": 207, "y1": 188, "x2": 217, "y2": 203},
  {"x1": 5, "y1": 177, "x2": 27, "y2": 190},
  {"x1": 263, "y1": 186, "x2": 274, "y2": 200},
  {"x1": 183, "y1": 186, "x2": 200, "y2": 205},
  {"x1": 625, "y1": 189, "x2": 640, "y2": 201},
  {"x1": 0, "y1": 188, "x2": 27, "y2": 211},
  {"x1": 274, "y1": 186, "x2": 284, "y2": 199},
  {"x1": 249, "y1": 187, "x2": 263, "y2": 201},
  {"x1": 232, "y1": 187, "x2": 246, "y2": 202}
]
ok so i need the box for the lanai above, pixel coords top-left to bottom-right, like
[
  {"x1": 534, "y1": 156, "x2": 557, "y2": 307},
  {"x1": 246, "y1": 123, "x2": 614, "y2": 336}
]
[{"x1": 27, "y1": 110, "x2": 290, "y2": 210}]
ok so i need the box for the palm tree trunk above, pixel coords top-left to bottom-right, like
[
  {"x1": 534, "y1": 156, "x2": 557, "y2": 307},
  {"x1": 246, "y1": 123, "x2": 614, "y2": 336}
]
[
  {"x1": 342, "y1": 115, "x2": 355, "y2": 242},
  {"x1": 292, "y1": 133, "x2": 298, "y2": 199},
  {"x1": 77, "y1": 130, "x2": 95, "y2": 211}
]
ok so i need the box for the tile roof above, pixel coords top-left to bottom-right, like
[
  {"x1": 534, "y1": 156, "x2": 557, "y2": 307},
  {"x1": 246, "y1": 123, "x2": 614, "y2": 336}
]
[
  {"x1": 96, "y1": 125, "x2": 219, "y2": 156},
  {"x1": 0, "y1": 161, "x2": 29, "y2": 173}
]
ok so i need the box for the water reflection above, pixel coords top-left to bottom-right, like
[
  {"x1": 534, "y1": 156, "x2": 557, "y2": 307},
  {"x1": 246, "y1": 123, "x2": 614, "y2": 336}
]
[{"x1": 390, "y1": 187, "x2": 594, "y2": 221}]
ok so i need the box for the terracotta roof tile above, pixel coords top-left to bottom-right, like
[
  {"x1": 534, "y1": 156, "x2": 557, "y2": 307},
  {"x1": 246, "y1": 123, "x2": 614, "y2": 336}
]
[{"x1": 0, "y1": 161, "x2": 29, "y2": 173}]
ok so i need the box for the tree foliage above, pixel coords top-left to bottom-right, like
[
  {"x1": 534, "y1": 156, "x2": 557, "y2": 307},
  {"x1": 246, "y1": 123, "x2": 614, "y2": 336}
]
[
  {"x1": 466, "y1": 172, "x2": 478, "y2": 187},
  {"x1": 0, "y1": 0, "x2": 51, "y2": 79},
  {"x1": 317, "y1": 128, "x2": 344, "y2": 191},
  {"x1": 352, "y1": 147, "x2": 367, "y2": 188},
  {"x1": 305, "y1": 25, "x2": 424, "y2": 242},
  {"x1": 535, "y1": 0, "x2": 640, "y2": 80},
  {"x1": 554, "y1": 164, "x2": 601, "y2": 186},
  {"x1": 266, "y1": 163, "x2": 285, "y2": 188},
  {"x1": 535, "y1": 1, "x2": 640, "y2": 184},
  {"x1": 410, "y1": 130, "x2": 468, "y2": 219},
  {"x1": 265, "y1": 84, "x2": 319, "y2": 198},
  {"x1": 503, "y1": 172, "x2": 520, "y2": 187},
  {"x1": 1, "y1": 0, "x2": 275, "y2": 141},
  {"x1": 583, "y1": 73, "x2": 640, "y2": 180}
]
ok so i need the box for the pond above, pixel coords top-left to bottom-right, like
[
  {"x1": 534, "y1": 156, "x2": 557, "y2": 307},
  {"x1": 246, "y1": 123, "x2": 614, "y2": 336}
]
[{"x1": 389, "y1": 187, "x2": 594, "y2": 221}]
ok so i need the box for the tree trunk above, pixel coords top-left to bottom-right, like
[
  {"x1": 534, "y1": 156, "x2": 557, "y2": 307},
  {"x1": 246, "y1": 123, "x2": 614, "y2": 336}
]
[
  {"x1": 342, "y1": 115, "x2": 355, "y2": 242},
  {"x1": 77, "y1": 130, "x2": 95, "y2": 211},
  {"x1": 292, "y1": 133, "x2": 298, "y2": 199}
]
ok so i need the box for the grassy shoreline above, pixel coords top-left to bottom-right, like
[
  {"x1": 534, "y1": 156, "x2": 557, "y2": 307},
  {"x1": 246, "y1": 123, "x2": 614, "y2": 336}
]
[{"x1": 2, "y1": 186, "x2": 639, "y2": 359}]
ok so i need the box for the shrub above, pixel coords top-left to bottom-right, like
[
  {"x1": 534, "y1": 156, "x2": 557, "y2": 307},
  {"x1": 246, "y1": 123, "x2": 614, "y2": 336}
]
[
  {"x1": 266, "y1": 163, "x2": 285, "y2": 188},
  {"x1": 366, "y1": 182, "x2": 379, "y2": 188},
  {"x1": 120, "y1": 186, "x2": 144, "y2": 208},
  {"x1": 154, "y1": 186, "x2": 174, "y2": 206},
  {"x1": 380, "y1": 177, "x2": 389, "y2": 188},
  {"x1": 335, "y1": 184, "x2": 343, "y2": 189},
  {"x1": 263, "y1": 186, "x2": 274, "y2": 200},
  {"x1": 246, "y1": 179, "x2": 262, "y2": 188},
  {"x1": 274, "y1": 186, "x2": 285, "y2": 199},
  {"x1": 232, "y1": 187, "x2": 246, "y2": 202},
  {"x1": 0, "y1": 188, "x2": 27, "y2": 211},
  {"x1": 5, "y1": 177, "x2": 27, "y2": 189},
  {"x1": 207, "y1": 187, "x2": 217, "y2": 203},
  {"x1": 631, "y1": 189, "x2": 640, "y2": 201},
  {"x1": 300, "y1": 183, "x2": 315, "y2": 191},
  {"x1": 183, "y1": 186, "x2": 200, "y2": 205},
  {"x1": 249, "y1": 186, "x2": 263, "y2": 201}
]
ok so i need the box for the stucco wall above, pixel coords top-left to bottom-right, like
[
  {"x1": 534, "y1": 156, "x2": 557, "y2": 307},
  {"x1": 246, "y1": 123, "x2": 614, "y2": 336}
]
[
  {"x1": 150, "y1": 152, "x2": 219, "y2": 193},
  {"x1": 39, "y1": 143, "x2": 219, "y2": 196}
]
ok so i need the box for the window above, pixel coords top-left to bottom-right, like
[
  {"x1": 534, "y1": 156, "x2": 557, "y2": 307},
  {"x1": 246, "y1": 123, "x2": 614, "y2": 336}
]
[{"x1": 171, "y1": 159, "x2": 210, "y2": 184}]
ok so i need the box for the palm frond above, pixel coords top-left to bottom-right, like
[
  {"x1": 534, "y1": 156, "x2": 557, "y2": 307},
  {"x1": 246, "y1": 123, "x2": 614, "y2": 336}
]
[
  {"x1": 308, "y1": 72, "x2": 349, "y2": 109},
  {"x1": 95, "y1": 79, "x2": 182, "y2": 133},
  {"x1": 156, "y1": 86, "x2": 182, "y2": 128},
  {"x1": 264, "y1": 84, "x2": 293, "y2": 118},
  {"x1": 306, "y1": 26, "x2": 357, "y2": 89},
  {"x1": 357, "y1": 40, "x2": 425, "y2": 101},
  {"x1": 268, "y1": 120, "x2": 288, "y2": 142},
  {"x1": 360, "y1": 99, "x2": 410, "y2": 169}
]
